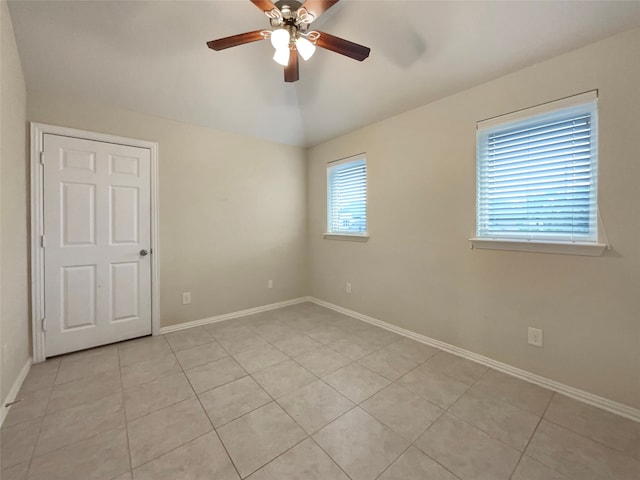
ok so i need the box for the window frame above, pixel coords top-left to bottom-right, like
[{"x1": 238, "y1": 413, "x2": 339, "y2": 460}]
[
  {"x1": 471, "y1": 91, "x2": 606, "y2": 256},
  {"x1": 325, "y1": 154, "x2": 369, "y2": 240}
]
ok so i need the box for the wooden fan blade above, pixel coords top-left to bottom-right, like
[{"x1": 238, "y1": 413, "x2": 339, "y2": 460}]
[
  {"x1": 207, "y1": 30, "x2": 265, "y2": 51},
  {"x1": 250, "y1": 0, "x2": 278, "y2": 14},
  {"x1": 284, "y1": 48, "x2": 299, "y2": 82},
  {"x1": 315, "y1": 31, "x2": 370, "y2": 61},
  {"x1": 301, "y1": 0, "x2": 339, "y2": 20}
]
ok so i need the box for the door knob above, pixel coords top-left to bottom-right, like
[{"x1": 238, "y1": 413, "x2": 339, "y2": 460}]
[{"x1": 139, "y1": 249, "x2": 149, "y2": 256}]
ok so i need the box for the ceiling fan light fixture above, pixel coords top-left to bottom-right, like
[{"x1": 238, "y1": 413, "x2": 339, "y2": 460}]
[
  {"x1": 273, "y1": 47, "x2": 290, "y2": 66},
  {"x1": 296, "y1": 7, "x2": 315, "y2": 24},
  {"x1": 206, "y1": 1, "x2": 370, "y2": 83},
  {"x1": 296, "y1": 36, "x2": 316, "y2": 61},
  {"x1": 270, "y1": 28, "x2": 290, "y2": 50}
]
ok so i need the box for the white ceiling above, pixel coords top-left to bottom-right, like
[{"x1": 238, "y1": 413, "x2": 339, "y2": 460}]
[{"x1": 8, "y1": 0, "x2": 640, "y2": 147}]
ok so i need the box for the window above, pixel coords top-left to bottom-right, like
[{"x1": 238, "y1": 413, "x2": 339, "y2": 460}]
[
  {"x1": 327, "y1": 154, "x2": 367, "y2": 236},
  {"x1": 474, "y1": 91, "x2": 605, "y2": 255}
]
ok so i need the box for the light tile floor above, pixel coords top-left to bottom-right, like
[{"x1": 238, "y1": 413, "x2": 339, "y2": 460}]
[{"x1": 2, "y1": 302, "x2": 639, "y2": 480}]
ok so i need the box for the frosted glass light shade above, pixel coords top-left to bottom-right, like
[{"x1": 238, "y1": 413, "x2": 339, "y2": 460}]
[
  {"x1": 296, "y1": 37, "x2": 316, "y2": 61},
  {"x1": 273, "y1": 47, "x2": 290, "y2": 66},
  {"x1": 270, "y1": 29, "x2": 290, "y2": 50}
]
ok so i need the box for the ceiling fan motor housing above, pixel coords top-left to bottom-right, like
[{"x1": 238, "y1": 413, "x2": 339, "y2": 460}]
[
  {"x1": 269, "y1": 1, "x2": 312, "y2": 37},
  {"x1": 275, "y1": 1, "x2": 303, "y2": 12}
]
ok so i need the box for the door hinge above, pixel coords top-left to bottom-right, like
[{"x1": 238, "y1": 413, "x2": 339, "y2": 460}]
[
  {"x1": 41, "y1": 317, "x2": 46, "y2": 332},
  {"x1": 39, "y1": 151, "x2": 45, "y2": 165},
  {"x1": 40, "y1": 234, "x2": 46, "y2": 248}
]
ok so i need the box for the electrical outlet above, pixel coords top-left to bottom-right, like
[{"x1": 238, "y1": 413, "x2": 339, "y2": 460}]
[
  {"x1": 528, "y1": 327, "x2": 543, "y2": 347},
  {"x1": 346, "y1": 282, "x2": 352, "y2": 294},
  {"x1": 268, "y1": 279, "x2": 274, "y2": 289},
  {"x1": 182, "y1": 292, "x2": 191, "y2": 305}
]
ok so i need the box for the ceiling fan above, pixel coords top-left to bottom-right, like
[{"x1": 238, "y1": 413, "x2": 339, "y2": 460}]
[{"x1": 206, "y1": 0, "x2": 371, "y2": 82}]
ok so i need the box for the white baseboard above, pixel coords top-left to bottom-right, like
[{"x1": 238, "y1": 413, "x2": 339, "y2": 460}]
[
  {"x1": 159, "y1": 297, "x2": 312, "y2": 334},
  {"x1": 156, "y1": 294, "x2": 639, "y2": 422},
  {"x1": 1, "y1": 358, "x2": 33, "y2": 427},
  {"x1": 309, "y1": 297, "x2": 640, "y2": 423}
]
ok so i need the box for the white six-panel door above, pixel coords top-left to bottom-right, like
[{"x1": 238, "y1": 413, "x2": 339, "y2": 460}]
[{"x1": 43, "y1": 134, "x2": 151, "y2": 356}]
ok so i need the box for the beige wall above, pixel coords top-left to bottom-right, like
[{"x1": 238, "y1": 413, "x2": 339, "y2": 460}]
[
  {"x1": 308, "y1": 28, "x2": 640, "y2": 410},
  {"x1": 1, "y1": 0, "x2": 29, "y2": 403},
  {"x1": 28, "y1": 92, "x2": 308, "y2": 328}
]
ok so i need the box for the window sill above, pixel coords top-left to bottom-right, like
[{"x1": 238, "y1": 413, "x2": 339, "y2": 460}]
[
  {"x1": 469, "y1": 238, "x2": 608, "y2": 256},
  {"x1": 323, "y1": 233, "x2": 370, "y2": 242}
]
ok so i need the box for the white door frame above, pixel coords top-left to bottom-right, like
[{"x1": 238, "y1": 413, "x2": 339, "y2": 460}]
[{"x1": 30, "y1": 123, "x2": 160, "y2": 363}]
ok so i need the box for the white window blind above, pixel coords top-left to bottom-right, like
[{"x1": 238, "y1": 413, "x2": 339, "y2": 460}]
[
  {"x1": 327, "y1": 155, "x2": 367, "y2": 235},
  {"x1": 476, "y1": 95, "x2": 598, "y2": 243}
]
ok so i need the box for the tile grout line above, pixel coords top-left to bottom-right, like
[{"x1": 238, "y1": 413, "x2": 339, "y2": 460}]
[
  {"x1": 142, "y1": 335, "x2": 249, "y2": 399},
  {"x1": 541, "y1": 413, "x2": 640, "y2": 462},
  {"x1": 206, "y1": 324, "x2": 313, "y2": 479},
  {"x1": 210, "y1": 396, "x2": 274, "y2": 431},
  {"x1": 126, "y1": 336, "x2": 228, "y2": 473},
  {"x1": 22, "y1": 359, "x2": 61, "y2": 478},
  {"x1": 128, "y1": 429, "x2": 214, "y2": 473},
  {"x1": 371, "y1": 440, "x2": 465, "y2": 480},
  {"x1": 241, "y1": 337, "x2": 317, "y2": 478},
  {"x1": 307, "y1": 435, "x2": 357, "y2": 480},
  {"x1": 401, "y1": 357, "x2": 488, "y2": 480},
  {"x1": 239, "y1": 435, "x2": 312, "y2": 479},
  {"x1": 442, "y1": 367, "x2": 611, "y2": 464},
  {"x1": 371, "y1": 442, "x2": 414, "y2": 480},
  {"x1": 273, "y1": 389, "x2": 353, "y2": 437},
  {"x1": 45, "y1": 370, "x2": 123, "y2": 412},
  {"x1": 470, "y1": 372, "x2": 552, "y2": 417},
  {"x1": 8, "y1": 351, "x2": 129, "y2": 471},
  {"x1": 190, "y1": 371, "x2": 250, "y2": 397},
  {"x1": 252, "y1": 365, "x2": 318, "y2": 401},
  {"x1": 269, "y1": 333, "x2": 324, "y2": 358},
  {"x1": 230, "y1": 318, "x2": 358, "y2": 478},
  {"x1": 262, "y1": 318, "x2": 461, "y2": 478},
  {"x1": 281, "y1": 349, "x2": 404, "y2": 478},
  {"x1": 288, "y1": 354, "x2": 341, "y2": 379},
  {"x1": 118, "y1": 344, "x2": 135, "y2": 478},
  {"x1": 369, "y1": 350, "x2": 454, "y2": 413},
  {"x1": 508, "y1": 391, "x2": 557, "y2": 480},
  {"x1": 16, "y1": 411, "x2": 125, "y2": 471},
  {"x1": 169, "y1": 332, "x2": 245, "y2": 480},
  {"x1": 328, "y1": 366, "x2": 391, "y2": 406}
]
